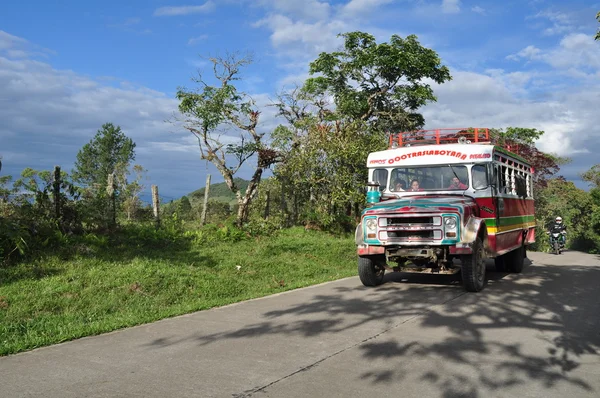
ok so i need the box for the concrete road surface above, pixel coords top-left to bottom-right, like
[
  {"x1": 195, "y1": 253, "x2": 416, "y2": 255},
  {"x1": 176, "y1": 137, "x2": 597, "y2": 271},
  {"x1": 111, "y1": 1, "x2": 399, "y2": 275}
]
[{"x1": 2, "y1": 251, "x2": 600, "y2": 398}]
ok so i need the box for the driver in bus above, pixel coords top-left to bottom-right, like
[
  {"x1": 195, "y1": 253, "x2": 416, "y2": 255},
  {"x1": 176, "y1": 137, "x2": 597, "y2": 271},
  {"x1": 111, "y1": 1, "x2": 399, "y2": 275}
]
[
  {"x1": 392, "y1": 180, "x2": 406, "y2": 192},
  {"x1": 448, "y1": 176, "x2": 468, "y2": 190}
]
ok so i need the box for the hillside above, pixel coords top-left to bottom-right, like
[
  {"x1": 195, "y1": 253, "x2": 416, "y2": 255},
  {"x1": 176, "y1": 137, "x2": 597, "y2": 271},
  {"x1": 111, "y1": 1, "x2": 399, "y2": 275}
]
[{"x1": 188, "y1": 177, "x2": 250, "y2": 204}]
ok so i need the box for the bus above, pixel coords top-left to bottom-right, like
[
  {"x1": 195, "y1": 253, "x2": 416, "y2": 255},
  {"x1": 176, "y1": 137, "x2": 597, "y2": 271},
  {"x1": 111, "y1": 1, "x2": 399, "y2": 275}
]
[{"x1": 356, "y1": 128, "x2": 535, "y2": 292}]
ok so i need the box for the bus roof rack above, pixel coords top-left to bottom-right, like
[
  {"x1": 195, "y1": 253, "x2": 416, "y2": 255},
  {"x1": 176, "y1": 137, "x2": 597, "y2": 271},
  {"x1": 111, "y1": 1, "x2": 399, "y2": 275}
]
[{"x1": 389, "y1": 128, "x2": 492, "y2": 148}]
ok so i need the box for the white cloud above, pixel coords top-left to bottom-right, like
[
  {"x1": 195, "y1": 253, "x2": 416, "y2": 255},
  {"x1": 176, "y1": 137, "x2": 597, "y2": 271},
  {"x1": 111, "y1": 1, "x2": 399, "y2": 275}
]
[
  {"x1": 0, "y1": 30, "x2": 54, "y2": 58},
  {"x1": 256, "y1": 0, "x2": 330, "y2": 20},
  {"x1": 422, "y1": 70, "x2": 600, "y2": 181},
  {"x1": 471, "y1": 6, "x2": 485, "y2": 15},
  {"x1": 340, "y1": 0, "x2": 393, "y2": 17},
  {"x1": 153, "y1": 2, "x2": 215, "y2": 17},
  {"x1": 253, "y1": 14, "x2": 348, "y2": 59},
  {"x1": 188, "y1": 35, "x2": 209, "y2": 45},
  {"x1": 442, "y1": 0, "x2": 461, "y2": 14},
  {"x1": 0, "y1": 31, "x2": 27, "y2": 50},
  {"x1": 506, "y1": 45, "x2": 542, "y2": 61},
  {"x1": 507, "y1": 34, "x2": 600, "y2": 71},
  {"x1": 532, "y1": 9, "x2": 574, "y2": 36},
  {"x1": 0, "y1": 42, "x2": 202, "y2": 196}
]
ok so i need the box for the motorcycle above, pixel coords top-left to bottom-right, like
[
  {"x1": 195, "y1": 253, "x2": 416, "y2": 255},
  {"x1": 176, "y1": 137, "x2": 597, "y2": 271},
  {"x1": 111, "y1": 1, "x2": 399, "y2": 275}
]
[{"x1": 548, "y1": 231, "x2": 565, "y2": 255}]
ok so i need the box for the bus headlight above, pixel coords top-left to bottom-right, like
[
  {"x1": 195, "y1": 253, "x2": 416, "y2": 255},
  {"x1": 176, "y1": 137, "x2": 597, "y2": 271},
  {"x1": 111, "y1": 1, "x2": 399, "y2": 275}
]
[
  {"x1": 366, "y1": 218, "x2": 377, "y2": 231},
  {"x1": 444, "y1": 217, "x2": 457, "y2": 229}
]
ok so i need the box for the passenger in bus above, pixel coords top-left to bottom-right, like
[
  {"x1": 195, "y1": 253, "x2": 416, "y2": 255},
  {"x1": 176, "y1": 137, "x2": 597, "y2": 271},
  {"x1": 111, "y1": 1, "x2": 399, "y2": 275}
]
[
  {"x1": 448, "y1": 176, "x2": 468, "y2": 190},
  {"x1": 409, "y1": 179, "x2": 423, "y2": 191},
  {"x1": 392, "y1": 180, "x2": 406, "y2": 192}
]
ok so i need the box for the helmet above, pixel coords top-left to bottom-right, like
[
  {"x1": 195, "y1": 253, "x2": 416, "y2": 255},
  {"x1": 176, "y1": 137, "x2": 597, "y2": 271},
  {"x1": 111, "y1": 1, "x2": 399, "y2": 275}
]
[{"x1": 555, "y1": 217, "x2": 562, "y2": 223}]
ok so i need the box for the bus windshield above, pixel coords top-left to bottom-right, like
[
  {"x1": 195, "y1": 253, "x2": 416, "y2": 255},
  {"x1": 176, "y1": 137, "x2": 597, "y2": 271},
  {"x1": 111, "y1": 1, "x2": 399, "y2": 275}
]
[{"x1": 388, "y1": 165, "x2": 469, "y2": 192}]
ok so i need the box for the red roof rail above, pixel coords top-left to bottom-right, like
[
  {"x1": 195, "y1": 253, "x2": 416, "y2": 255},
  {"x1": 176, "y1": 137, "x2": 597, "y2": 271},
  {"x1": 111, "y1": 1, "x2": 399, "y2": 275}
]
[{"x1": 389, "y1": 128, "x2": 491, "y2": 148}]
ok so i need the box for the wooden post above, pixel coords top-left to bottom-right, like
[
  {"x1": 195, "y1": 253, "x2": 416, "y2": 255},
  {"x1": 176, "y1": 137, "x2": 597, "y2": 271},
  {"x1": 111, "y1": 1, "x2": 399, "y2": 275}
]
[
  {"x1": 151, "y1": 184, "x2": 160, "y2": 227},
  {"x1": 53, "y1": 166, "x2": 61, "y2": 222},
  {"x1": 106, "y1": 173, "x2": 116, "y2": 228},
  {"x1": 280, "y1": 183, "x2": 286, "y2": 217},
  {"x1": 264, "y1": 189, "x2": 270, "y2": 220},
  {"x1": 200, "y1": 174, "x2": 211, "y2": 226}
]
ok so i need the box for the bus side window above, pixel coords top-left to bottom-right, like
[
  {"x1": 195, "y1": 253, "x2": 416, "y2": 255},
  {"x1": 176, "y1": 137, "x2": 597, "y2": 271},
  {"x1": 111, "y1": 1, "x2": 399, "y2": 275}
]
[
  {"x1": 373, "y1": 169, "x2": 388, "y2": 192},
  {"x1": 515, "y1": 175, "x2": 527, "y2": 197}
]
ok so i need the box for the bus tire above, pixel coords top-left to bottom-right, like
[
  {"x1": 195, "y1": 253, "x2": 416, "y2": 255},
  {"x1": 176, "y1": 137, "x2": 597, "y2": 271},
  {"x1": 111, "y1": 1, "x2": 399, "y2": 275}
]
[
  {"x1": 494, "y1": 255, "x2": 507, "y2": 272},
  {"x1": 461, "y1": 237, "x2": 486, "y2": 292},
  {"x1": 358, "y1": 256, "x2": 386, "y2": 287},
  {"x1": 507, "y1": 244, "x2": 525, "y2": 273}
]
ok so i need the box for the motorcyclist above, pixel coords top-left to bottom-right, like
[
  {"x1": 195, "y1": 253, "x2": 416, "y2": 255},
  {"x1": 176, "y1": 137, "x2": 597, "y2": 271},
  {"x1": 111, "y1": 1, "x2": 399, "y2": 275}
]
[{"x1": 548, "y1": 216, "x2": 567, "y2": 247}]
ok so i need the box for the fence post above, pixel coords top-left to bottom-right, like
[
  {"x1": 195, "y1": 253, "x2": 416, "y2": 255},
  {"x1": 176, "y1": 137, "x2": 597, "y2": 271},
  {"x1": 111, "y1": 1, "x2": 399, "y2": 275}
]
[
  {"x1": 106, "y1": 173, "x2": 116, "y2": 228},
  {"x1": 53, "y1": 166, "x2": 61, "y2": 222},
  {"x1": 200, "y1": 174, "x2": 211, "y2": 226},
  {"x1": 152, "y1": 185, "x2": 160, "y2": 227}
]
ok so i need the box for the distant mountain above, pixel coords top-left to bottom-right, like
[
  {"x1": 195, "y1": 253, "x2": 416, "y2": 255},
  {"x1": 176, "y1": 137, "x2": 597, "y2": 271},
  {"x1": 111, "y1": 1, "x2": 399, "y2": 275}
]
[{"x1": 188, "y1": 177, "x2": 250, "y2": 204}]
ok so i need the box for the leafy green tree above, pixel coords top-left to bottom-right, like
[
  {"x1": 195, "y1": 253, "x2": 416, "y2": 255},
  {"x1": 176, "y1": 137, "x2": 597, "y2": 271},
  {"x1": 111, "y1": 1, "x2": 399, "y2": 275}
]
[
  {"x1": 582, "y1": 164, "x2": 600, "y2": 242},
  {"x1": 121, "y1": 164, "x2": 147, "y2": 221},
  {"x1": 73, "y1": 123, "x2": 136, "y2": 228},
  {"x1": 596, "y1": 11, "x2": 600, "y2": 40},
  {"x1": 581, "y1": 164, "x2": 600, "y2": 188},
  {"x1": 73, "y1": 123, "x2": 136, "y2": 191},
  {"x1": 305, "y1": 31, "x2": 452, "y2": 132},
  {"x1": 534, "y1": 179, "x2": 598, "y2": 252},
  {"x1": 177, "y1": 195, "x2": 193, "y2": 220},
  {"x1": 176, "y1": 54, "x2": 277, "y2": 226}
]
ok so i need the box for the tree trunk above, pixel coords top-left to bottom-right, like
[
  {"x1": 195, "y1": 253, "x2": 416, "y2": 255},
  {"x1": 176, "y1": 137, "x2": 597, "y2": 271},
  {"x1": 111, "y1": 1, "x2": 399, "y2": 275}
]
[
  {"x1": 264, "y1": 189, "x2": 270, "y2": 220},
  {"x1": 236, "y1": 167, "x2": 263, "y2": 226},
  {"x1": 53, "y1": 166, "x2": 61, "y2": 223}
]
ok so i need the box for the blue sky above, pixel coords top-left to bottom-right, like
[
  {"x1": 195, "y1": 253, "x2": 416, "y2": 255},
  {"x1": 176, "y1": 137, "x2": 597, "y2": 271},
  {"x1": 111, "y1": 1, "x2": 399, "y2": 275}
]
[{"x1": 1, "y1": 0, "x2": 599, "y2": 201}]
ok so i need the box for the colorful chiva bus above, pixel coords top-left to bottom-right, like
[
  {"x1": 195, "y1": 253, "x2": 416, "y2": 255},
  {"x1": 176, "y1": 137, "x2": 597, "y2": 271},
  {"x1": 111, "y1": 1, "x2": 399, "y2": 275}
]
[{"x1": 356, "y1": 128, "x2": 535, "y2": 292}]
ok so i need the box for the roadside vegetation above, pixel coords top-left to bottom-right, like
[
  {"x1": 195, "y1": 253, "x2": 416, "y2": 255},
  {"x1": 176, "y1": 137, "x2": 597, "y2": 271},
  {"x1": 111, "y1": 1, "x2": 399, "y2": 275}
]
[
  {"x1": 1, "y1": 29, "x2": 599, "y2": 355},
  {"x1": 0, "y1": 224, "x2": 355, "y2": 355}
]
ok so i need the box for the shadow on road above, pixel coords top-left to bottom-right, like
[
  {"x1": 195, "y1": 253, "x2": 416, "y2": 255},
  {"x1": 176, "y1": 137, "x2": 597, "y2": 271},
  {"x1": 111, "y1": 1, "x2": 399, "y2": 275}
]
[{"x1": 146, "y1": 255, "x2": 600, "y2": 397}]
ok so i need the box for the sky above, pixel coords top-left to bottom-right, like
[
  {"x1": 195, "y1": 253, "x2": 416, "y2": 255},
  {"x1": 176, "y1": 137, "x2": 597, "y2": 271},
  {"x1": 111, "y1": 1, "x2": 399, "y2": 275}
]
[{"x1": 1, "y1": 0, "x2": 599, "y2": 202}]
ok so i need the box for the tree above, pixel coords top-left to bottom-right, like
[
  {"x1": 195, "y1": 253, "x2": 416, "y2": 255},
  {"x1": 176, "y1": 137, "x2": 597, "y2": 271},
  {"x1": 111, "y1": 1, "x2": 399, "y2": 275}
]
[
  {"x1": 581, "y1": 164, "x2": 600, "y2": 188},
  {"x1": 304, "y1": 31, "x2": 452, "y2": 132},
  {"x1": 177, "y1": 195, "x2": 192, "y2": 220},
  {"x1": 271, "y1": 85, "x2": 388, "y2": 228},
  {"x1": 121, "y1": 164, "x2": 147, "y2": 221},
  {"x1": 73, "y1": 123, "x2": 136, "y2": 191},
  {"x1": 176, "y1": 53, "x2": 277, "y2": 226},
  {"x1": 535, "y1": 179, "x2": 598, "y2": 252},
  {"x1": 73, "y1": 123, "x2": 136, "y2": 228},
  {"x1": 596, "y1": 11, "x2": 600, "y2": 41}
]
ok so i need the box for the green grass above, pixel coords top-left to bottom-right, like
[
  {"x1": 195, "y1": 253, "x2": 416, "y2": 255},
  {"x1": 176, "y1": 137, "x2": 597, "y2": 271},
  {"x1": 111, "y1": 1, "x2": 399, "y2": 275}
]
[{"x1": 0, "y1": 226, "x2": 357, "y2": 356}]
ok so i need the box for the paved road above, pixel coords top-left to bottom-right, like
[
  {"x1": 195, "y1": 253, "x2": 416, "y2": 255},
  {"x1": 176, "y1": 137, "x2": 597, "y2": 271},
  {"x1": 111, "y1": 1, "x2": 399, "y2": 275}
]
[{"x1": 2, "y1": 251, "x2": 600, "y2": 398}]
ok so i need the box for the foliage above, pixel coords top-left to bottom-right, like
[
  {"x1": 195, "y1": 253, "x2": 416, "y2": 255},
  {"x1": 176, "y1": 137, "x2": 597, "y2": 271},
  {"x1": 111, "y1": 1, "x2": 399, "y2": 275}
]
[
  {"x1": 73, "y1": 123, "x2": 136, "y2": 190},
  {"x1": 72, "y1": 123, "x2": 137, "y2": 229},
  {"x1": 532, "y1": 179, "x2": 599, "y2": 253},
  {"x1": 581, "y1": 164, "x2": 600, "y2": 188},
  {"x1": 596, "y1": 11, "x2": 600, "y2": 41},
  {"x1": 0, "y1": 226, "x2": 356, "y2": 355},
  {"x1": 176, "y1": 53, "x2": 275, "y2": 226},
  {"x1": 177, "y1": 195, "x2": 193, "y2": 220},
  {"x1": 305, "y1": 31, "x2": 452, "y2": 131},
  {"x1": 121, "y1": 164, "x2": 147, "y2": 221}
]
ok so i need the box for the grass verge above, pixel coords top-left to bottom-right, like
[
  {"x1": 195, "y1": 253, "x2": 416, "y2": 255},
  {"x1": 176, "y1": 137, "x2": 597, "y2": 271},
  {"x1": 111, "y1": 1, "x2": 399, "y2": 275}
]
[{"x1": 0, "y1": 226, "x2": 356, "y2": 356}]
